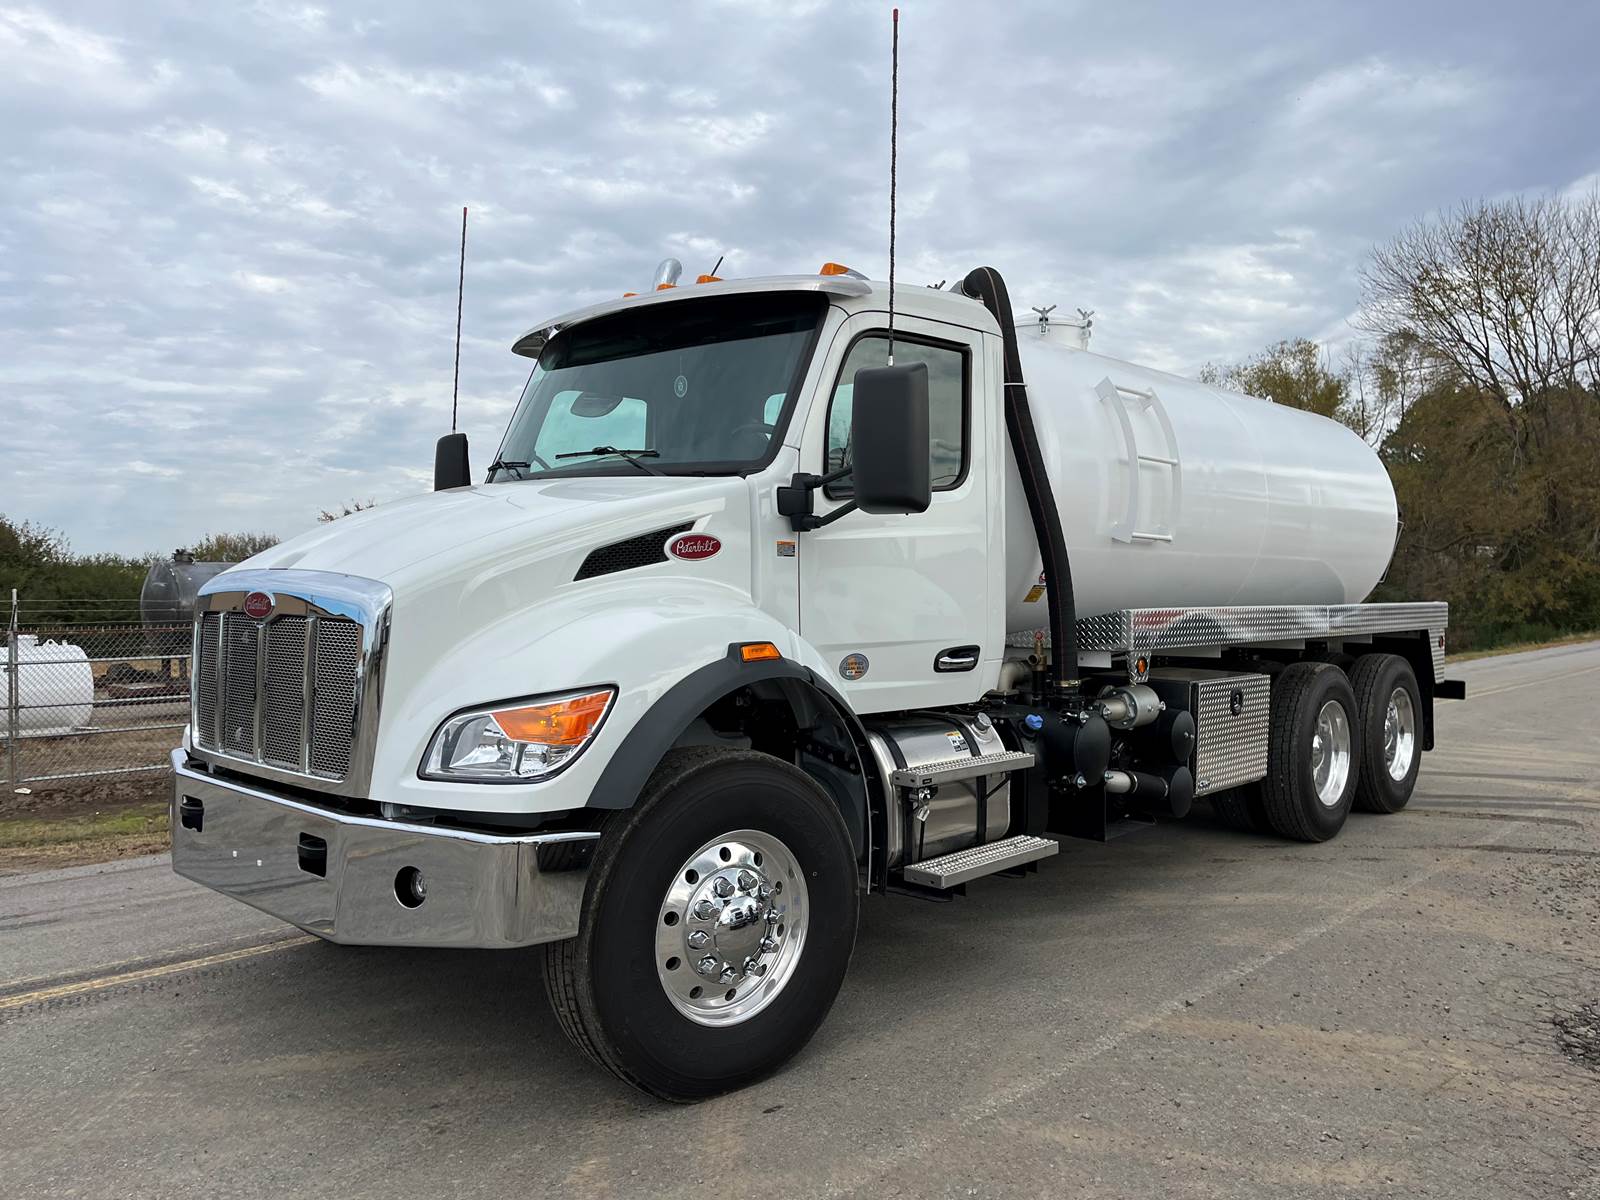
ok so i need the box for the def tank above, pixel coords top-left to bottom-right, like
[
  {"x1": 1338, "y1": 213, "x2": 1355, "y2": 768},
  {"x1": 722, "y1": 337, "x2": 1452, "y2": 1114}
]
[{"x1": 1004, "y1": 321, "x2": 1397, "y2": 632}]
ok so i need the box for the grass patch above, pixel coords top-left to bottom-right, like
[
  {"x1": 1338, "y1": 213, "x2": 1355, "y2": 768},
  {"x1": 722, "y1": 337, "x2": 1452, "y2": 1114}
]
[
  {"x1": 1447, "y1": 631, "x2": 1600, "y2": 664},
  {"x1": 0, "y1": 802, "x2": 169, "y2": 871}
]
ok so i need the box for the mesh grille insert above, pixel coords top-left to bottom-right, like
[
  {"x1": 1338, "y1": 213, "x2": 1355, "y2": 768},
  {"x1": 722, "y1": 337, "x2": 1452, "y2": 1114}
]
[
  {"x1": 310, "y1": 620, "x2": 363, "y2": 779},
  {"x1": 261, "y1": 616, "x2": 308, "y2": 768},
  {"x1": 575, "y1": 523, "x2": 694, "y2": 581}
]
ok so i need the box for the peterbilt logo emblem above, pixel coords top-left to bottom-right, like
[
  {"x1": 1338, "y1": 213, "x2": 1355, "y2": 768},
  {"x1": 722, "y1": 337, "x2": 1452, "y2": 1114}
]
[
  {"x1": 667, "y1": 533, "x2": 721, "y2": 561},
  {"x1": 242, "y1": 591, "x2": 274, "y2": 620}
]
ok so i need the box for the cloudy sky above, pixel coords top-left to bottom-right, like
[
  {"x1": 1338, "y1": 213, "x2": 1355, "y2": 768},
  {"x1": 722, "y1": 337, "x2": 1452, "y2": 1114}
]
[{"x1": 3, "y1": 0, "x2": 1597, "y2": 556}]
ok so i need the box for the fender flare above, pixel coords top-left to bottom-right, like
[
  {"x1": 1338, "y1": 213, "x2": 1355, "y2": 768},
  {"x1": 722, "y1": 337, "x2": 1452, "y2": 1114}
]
[{"x1": 587, "y1": 647, "x2": 878, "y2": 814}]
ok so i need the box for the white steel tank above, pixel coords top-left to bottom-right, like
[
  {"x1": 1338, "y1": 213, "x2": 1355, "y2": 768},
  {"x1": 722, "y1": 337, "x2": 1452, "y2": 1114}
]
[
  {"x1": 1005, "y1": 323, "x2": 1397, "y2": 632},
  {"x1": 7, "y1": 635, "x2": 95, "y2": 736}
]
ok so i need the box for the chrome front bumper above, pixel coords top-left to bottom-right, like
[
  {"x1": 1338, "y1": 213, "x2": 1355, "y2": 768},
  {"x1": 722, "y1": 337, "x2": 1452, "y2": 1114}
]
[{"x1": 169, "y1": 750, "x2": 598, "y2": 949}]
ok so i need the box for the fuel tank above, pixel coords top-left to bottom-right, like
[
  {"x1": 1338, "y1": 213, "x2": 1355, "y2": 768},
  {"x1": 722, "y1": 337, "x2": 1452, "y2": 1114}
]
[{"x1": 1005, "y1": 328, "x2": 1398, "y2": 631}]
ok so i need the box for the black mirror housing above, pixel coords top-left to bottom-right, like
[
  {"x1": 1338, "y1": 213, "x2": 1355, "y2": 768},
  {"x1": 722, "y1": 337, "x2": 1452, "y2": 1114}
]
[
  {"x1": 434, "y1": 432, "x2": 471, "y2": 491},
  {"x1": 850, "y1": 362, "x2": 931, "y2": 514}
]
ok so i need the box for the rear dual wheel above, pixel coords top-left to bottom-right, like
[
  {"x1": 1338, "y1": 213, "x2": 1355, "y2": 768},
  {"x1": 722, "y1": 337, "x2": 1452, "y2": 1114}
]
[
  {"x1": 1348, "y1": 653, "x2": 1422, "y2": 813},
  {"x1": 1260, "y1": 662, "x2": 1360, "y2": 842},
  {"x1": 541, "y1": 747, "x2": 859, "y2": 1101}
]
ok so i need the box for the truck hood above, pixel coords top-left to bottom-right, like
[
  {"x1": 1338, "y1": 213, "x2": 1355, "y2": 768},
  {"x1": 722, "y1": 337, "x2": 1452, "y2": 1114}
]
[{"x1": 235, "y1": 476, "x2": 744, "y2": 587}]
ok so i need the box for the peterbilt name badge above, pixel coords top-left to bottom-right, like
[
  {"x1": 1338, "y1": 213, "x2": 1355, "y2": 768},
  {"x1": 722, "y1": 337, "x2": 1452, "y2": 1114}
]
[
  {"x1": 839, "y1": 653, "x2": 869, "y2": 680},
  {"x1": 667, "y1": 533, "x2": 721, "y2": 561},
  {"x1": 242, "y1": 591, "x2": 274, "y2": 620}
]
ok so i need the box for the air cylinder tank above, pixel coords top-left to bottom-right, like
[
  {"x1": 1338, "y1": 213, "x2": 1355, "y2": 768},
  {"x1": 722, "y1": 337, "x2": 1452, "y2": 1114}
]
[
  {"x1": 8, "y1": 635, "x2": 93, "y2": 736},
  {"x1": 1005, "y1": 329, "x2": 1398, "y2": 633}
]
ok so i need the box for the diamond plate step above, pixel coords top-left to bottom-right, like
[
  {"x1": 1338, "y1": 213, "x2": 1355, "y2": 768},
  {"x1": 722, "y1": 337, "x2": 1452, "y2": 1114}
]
[
  {"x1": 890, "y1": 750, "x2": 1035, "y2": 789},
  {"x1": 901, "y1": 834, "x2": 1059, "y2": 889}
]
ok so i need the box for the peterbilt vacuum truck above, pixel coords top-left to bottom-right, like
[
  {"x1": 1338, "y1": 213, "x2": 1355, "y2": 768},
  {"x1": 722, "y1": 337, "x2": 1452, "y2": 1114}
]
[{"x1": 171, "y1": 263, "x2": 1462, "y2": 1099}]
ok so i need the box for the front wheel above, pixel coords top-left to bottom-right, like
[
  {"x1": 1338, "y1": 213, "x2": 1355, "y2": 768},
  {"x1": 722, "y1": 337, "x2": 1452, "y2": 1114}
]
[{"x1": 541, "y1": 747, "x2": 859, "y2": 1101}]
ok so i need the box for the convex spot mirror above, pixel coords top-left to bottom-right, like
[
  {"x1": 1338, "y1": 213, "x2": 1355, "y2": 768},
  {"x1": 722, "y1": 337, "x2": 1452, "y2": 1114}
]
[
  {"x1": 850, "y1": 362, "x2": 931, "y2": 515},
  {"x1": 570, "y1": 392, "x2": 626, "y2": 418}
]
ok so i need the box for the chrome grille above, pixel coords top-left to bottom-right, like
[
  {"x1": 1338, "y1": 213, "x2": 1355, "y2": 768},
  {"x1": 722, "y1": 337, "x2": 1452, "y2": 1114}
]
[
  {"x1": 221, "y1": 617, "x2": 260, "y2": 756},
  {"x1": 309, "y1": 621, "x2": 362, "y2": 779},
  {"x1": 195, "y1": 612, "x2": 220, "y2": 744},
  {"x1": 192, "y1": 609, "x2": 368, "y2": 785},
  {"x1": 261, "y1": 616, "x2": 308, "y2": 769}
]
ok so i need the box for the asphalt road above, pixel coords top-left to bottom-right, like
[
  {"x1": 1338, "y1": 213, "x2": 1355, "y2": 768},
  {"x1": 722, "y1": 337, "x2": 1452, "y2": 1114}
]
[{"x1": 4, "y1": 643, "x2": 1598, "y2": 1199}]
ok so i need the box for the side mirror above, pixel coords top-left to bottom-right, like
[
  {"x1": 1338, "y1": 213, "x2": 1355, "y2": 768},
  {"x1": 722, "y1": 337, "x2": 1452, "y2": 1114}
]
[
  {"x1": 434, "y1": 432, "x2": 471, "y2": 491},
  {"x1": 850, "y1": 362, "x2": 931, "y2": 514}
]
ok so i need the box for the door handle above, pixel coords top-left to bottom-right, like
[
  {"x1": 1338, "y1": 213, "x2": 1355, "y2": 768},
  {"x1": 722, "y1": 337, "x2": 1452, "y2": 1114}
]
[{"x1": 934, "y1": 645, "x2": 980, "y2": 673}]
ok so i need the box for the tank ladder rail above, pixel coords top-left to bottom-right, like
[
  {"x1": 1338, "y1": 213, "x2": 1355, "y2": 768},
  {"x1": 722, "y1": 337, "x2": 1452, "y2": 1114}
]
[{"x1": 1095, "y1": 376, "x2": 1183, "y2": 543}]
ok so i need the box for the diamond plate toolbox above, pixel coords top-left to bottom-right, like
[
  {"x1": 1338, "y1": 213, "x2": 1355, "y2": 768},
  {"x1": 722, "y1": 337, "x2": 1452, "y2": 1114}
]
[{"x1": 1147, "y1": 669, "x2": 1271, "y2": 796}]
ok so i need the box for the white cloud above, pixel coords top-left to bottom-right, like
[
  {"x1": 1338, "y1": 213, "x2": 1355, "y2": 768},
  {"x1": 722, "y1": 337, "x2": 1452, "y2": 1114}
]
[{"x1": 1, "y1": 0, "x2": 1597, "y2": 555}]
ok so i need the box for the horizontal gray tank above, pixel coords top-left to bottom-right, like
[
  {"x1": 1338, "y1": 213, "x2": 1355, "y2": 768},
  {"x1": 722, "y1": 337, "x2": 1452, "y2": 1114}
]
[{"x1": 141, "y1": 552, "x2": 229, "y2": 657}]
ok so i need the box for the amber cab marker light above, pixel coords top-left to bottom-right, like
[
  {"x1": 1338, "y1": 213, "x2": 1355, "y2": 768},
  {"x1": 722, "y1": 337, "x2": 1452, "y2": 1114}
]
[
  {"x1": 739, "y1": 642, "x2": 782, "y2": 663},
  {"x1": 819, "y1": 262, "x2": 852, "y2": 276},
  {"x1": 656, "y1": 282, "x2": 677, "y2": 291},
  {"x1": 696, "y1": 274, "x2": 722, "y2": 284},
  {"x1": 622, "y1": 291, "x2": 638, "y2": 298}
]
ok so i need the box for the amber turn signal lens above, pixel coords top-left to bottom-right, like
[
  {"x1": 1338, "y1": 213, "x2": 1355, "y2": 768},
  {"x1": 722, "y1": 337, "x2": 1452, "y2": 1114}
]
[
  {"x1": 491, "y1": 690, "x2": 612, "y2": 746},
  {"x1": 739, "y1": 642, "x2": 782, "y2": 663},
  {"x1": 819, "y1": 262, "x2": 852, "y2": 276}
]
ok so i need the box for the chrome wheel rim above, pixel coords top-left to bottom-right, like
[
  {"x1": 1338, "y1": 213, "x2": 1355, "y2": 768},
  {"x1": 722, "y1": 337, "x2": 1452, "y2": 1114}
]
[
  {"x1": 1310, "y1": 699, "x2": 1352, "y2": 808},
  {"x1": 1384, "y1": 686, "x2": 1417, "y2": 782},
  {"x1": 654, "y1": 829, "x2": 808, "y2": 1027}
]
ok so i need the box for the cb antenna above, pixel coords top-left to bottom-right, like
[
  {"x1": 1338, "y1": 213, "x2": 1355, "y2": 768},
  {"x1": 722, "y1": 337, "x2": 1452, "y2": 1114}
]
[
  {"x1": 452, "y1": 206, "x2": 468, "y2": 433},
  {"x1": 887, "y1": 7, "x2": 899, "y2": 366}
]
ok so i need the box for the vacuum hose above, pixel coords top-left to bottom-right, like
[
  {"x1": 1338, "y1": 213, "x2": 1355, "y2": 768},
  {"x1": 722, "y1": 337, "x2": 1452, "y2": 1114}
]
[{"x1": 960, "y1": 267, "x2": 1081, "y2": 687}]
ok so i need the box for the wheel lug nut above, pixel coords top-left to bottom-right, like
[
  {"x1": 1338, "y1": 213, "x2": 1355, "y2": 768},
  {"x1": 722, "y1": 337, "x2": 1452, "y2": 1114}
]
[
  {"x1": 692, "y1": 899, "x2": 717, "y2": 921},
  {"x1": 712, "y1": 877, "x2": 734, "y2": 898},
  {"x1": 695, "y1": 956, "x2": 719, "y2": 976},
  {"x1": 760, "y1": 936, "x2": 778, "y2": 953},
  {"x1": 742, "y1": 956, "x2": 758, "y2": 975},
  {"x1": 736, "y1": 870, "x2": 758, "y2": 892},
  {"x1": 756, "y1": 884, "x2": 772, "y2": 900},
  {"x1": 719, "y1": 965, "x2": 737, "y2": 983},
  {"x1": 687, "y1": 930, "x2": 709, "y2": 949}
]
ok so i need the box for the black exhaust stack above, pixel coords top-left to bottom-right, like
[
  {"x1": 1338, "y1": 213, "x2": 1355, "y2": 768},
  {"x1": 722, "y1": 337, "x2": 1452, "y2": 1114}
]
[{"x1": 960, "y1": 267, "x2": 1080, "y2": 688}]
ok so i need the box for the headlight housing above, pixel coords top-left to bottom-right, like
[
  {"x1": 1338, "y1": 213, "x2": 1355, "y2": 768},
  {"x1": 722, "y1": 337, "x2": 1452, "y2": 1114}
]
[{"x1": 421, "y1": 687, "x2": 614, "y2": 782}]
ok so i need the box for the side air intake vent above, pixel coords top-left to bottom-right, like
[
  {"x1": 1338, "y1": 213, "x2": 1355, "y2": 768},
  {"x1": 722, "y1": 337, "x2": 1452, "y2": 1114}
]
[{"x1": 575, "y1": 523, "x2": 695, "y2": 581}]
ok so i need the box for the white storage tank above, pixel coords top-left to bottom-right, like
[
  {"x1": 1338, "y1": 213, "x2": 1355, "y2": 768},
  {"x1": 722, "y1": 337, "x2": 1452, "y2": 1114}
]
[
  {"x1": 6, "y1": 635, "x2": 95, "y2": 736},
  {"x1": 1005, "y1": 329, "x2": 1398, "y2": 632}
]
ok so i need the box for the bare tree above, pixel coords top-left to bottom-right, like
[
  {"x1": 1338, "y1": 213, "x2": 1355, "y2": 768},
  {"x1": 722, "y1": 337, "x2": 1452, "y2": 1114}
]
[
  {"x1": 317, "y1": 499, "x2": 377, "y2": 523},
  {"x1": 1359, "y1": 190, "x2": 1600, "y2": 457}
]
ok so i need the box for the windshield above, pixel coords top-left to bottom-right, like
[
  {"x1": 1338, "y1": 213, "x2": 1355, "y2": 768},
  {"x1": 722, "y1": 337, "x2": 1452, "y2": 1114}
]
[{"x1": 489, "y1": 292, "x2": 826, "y2": 480}]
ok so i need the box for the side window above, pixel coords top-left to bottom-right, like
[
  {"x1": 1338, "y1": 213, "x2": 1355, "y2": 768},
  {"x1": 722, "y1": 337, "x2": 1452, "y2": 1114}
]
[
  {"x1": 825, "y1": 335, "x2": 967, "y2": 495},
  {"x1": 533, "y1": 390, "x2": 648, "y2": 463}
]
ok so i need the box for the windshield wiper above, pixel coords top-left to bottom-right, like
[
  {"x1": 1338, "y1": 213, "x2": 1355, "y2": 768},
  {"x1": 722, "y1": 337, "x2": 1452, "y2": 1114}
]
[
  {"x1": 486, "y1": 457, "x2": 531, "y2": 481},
  {"x1": 554, "y1": 446, "x2": 663, "y2": 476}
]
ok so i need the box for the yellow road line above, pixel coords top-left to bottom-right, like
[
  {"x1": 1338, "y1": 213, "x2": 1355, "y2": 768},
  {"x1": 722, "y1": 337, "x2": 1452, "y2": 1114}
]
[
  {"x1": 0, "y1": 935, "x2": 316, "y2": 1012},
  {"x1": 0, "y1": 927, "x2": 291, "y2": 993}
]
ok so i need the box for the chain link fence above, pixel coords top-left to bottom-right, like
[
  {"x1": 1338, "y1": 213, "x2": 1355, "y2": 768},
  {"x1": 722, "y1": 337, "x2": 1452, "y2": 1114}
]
[{"x1": 5, "y1": 592, "x2": 188, "y2": 792}]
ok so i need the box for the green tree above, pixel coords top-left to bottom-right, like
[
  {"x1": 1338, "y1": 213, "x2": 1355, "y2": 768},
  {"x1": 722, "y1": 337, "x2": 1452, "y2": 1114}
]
[
  {"x1": 1200, "y1": 337, "x2": 1348, "y2": 420},
  {"x1": 187, "y1": 532, "x2": 281, "y2": 562}
]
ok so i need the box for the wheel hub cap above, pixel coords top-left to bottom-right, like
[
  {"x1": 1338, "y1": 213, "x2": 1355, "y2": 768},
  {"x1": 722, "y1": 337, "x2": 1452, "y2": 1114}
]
[
  {"x1": 655, "y1": 830, "x2": 808, "y2": 1027},
  {"x1": 1311, "y1": 699, "x2": 1352, "y2": 808},
  {"x1": 1383, "y1": 686, "x2": 1417, "y2": 782}
]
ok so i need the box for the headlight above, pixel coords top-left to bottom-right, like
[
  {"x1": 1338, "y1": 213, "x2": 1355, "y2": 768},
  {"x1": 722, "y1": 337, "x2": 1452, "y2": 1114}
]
[{"x1": 421, "y1": 688, "x2": 614, "y2": 782}]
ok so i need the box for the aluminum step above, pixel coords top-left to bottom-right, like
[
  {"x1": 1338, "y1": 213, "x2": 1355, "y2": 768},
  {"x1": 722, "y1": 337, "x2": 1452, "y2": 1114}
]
[
  {"x1": 890, "y1": 750, "x2": 1035, "y2": 789},
  {"x1": 901, "y1": 834, "x2": 1059, "y2": 889}
]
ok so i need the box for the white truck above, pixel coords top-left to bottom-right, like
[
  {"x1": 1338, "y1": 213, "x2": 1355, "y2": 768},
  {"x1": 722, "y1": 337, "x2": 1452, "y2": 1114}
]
[{"x1": 171, "y1": 263, "x2": 1463, "y2": 1100}]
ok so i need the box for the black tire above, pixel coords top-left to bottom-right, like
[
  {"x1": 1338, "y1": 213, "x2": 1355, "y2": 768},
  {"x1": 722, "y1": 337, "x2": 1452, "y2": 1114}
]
[
  {"x1": 1348, "y1": 653, "x2": 1422, "y2": 814},
  {"x1": 1260, "y1": 662, "x2": 1361, "y2": 842},
  {"x1": 540, "y1": 747, "x2": 859, "y2": 1101},
  {"x1": 1209, "y1": 784, "x2": 1269, "y2": 833}
]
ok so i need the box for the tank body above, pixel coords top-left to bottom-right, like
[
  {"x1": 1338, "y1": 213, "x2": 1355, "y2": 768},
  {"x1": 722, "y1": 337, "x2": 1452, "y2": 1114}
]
[
  {"x1": 1005, "y1": 329, "x2": 1398, "y2": 632},
  {"x1": 8, "y1": 635, "x2": 94, "y2": 736},
  {"x1": 141, "y1": 558, "x2": 229, "y2": 625}
]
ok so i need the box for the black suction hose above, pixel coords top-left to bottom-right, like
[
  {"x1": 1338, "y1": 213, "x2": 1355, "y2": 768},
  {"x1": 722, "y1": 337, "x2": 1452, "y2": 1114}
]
[{"x1": 961, "y1": 267, "x2": 1081, "y2": 687}]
